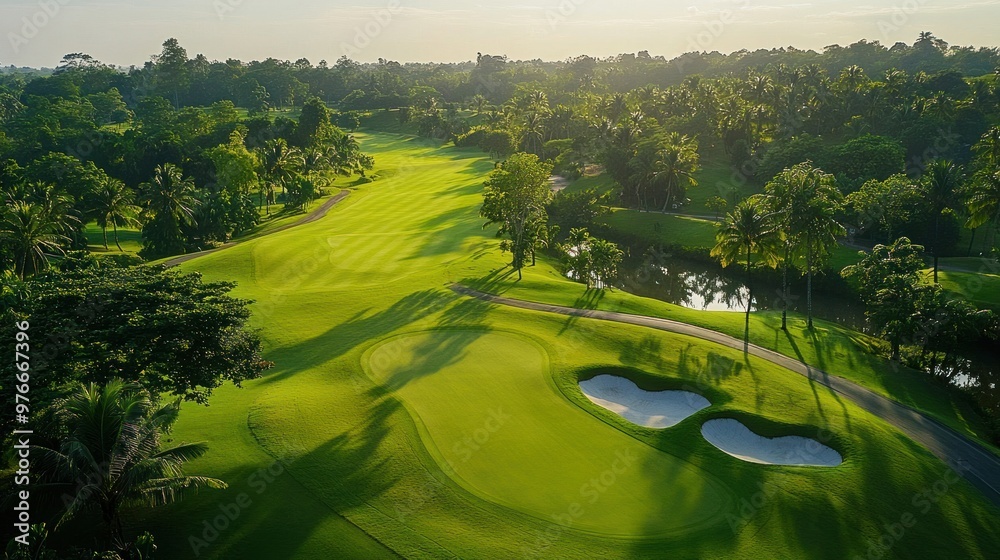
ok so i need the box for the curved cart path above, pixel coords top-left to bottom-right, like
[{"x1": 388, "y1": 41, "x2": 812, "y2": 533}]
[
  {"x1": 163, "y1": 189, "x2": 351, "y2": 267},
  {"x1": 451, "y1": 284, "x2": 1000, "y2": 509}
]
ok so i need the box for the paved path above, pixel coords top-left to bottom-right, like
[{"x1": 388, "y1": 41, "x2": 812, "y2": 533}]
[
  {"x1": 163, "y1": 190, "x2": 350, "y2": 267},
  {"x1": 451, "y1": 285, "x2": 1000, "y2": 509}
]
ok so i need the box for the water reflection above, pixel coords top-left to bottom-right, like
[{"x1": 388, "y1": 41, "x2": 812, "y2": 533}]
[{"x1": 616, "y1": 254, "x2": 868, "y2": 331}]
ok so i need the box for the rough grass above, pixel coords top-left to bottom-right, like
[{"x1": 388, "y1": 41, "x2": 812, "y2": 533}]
[{"x1": 137, "y1": 132, "x2": 1000, "y2": 559}]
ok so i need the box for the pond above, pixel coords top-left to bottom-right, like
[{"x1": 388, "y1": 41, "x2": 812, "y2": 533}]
[
  {"x1": 614, "y1": 252, "x2": 869, "y2": 331},
  {"x1": 611, "y1": 249, "x2": 999, "y2": 404}
]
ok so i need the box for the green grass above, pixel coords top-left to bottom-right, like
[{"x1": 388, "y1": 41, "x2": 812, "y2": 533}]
[
  {"x1": 561, "y1": 172, "x2": 617, "y2": 196},
  {"x1": 927, "y1": 269, "x2": 1000, "y2": 311},
  {"x1": 84, "y1": 221, "x2": 142, "y2": 254},
  {"x1": 601, "y1": 209, "x2": 721, "y2": 249},
  {"x1": 135, "y1": 132, "x2": 1000, "y2": 559},
  {"x1": 688, "y1": 147, "x2": 760, "y2": 213}
]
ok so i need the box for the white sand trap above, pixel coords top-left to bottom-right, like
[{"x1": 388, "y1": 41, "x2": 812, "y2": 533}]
[
  {"x1": 578, "y1": 375, "x2": 711, "y2": 428},
  {"x1": 701, "y1": 419, "x2": 842, "y2": 467}
]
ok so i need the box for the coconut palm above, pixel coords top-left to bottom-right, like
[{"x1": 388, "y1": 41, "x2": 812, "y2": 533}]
[
  {"x1": 652, "y1": 134, "x2": 700, "y2": 212},
  {"x1": 257, "y1": 139, "x2": 303, "y2": 213},
  {"x1": 966, "y1": 128, "x2": 1000, "y2": 252},
  {"x1": 711, "y1": 195, "x2": 781, "y2": 346},
  {"x1": 0, "y1": 201, "x2": 70, "y2": 279},
  {"x1": 764, "y1": 162, "x2": 845, "y2": 330},
  {"x1": 520, "y1": 112, "x2": 546, "y2": 156},
  {"x1": 789, "y1": 164, "x2": 845, "y2": 329},
  {"x1": 924, "y1": 160, "x2": 961, "y2": 282},
  {"x1": 24, "y1": 181, "x2": 80, "y2": 238},
  {"x1": 91, "y1": 177, "x2": 141, "y2": 251},
  {"x1": 32, "y1": 380, "x2": 226, "y2": 554},
  {"x1": 139, "y1": 164, "x2": 198, "y2": 257}
]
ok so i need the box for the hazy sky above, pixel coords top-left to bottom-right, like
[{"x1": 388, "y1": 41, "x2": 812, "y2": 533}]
[{"x1": 1, "y1": 0, "x2": 999, "y2": 68}]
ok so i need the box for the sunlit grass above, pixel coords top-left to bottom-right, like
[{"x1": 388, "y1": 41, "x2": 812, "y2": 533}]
[{"x1": 140, "y1": 132, "x2": 1000, "y2": 559}]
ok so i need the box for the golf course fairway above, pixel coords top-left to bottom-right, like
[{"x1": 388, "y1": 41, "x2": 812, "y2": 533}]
[
  {"x1": 365, "y1": 330, "x2": 729, "y2": 536},
  {"x1": 138, "y1": 132, "x2": 1000, "y2": 559}
]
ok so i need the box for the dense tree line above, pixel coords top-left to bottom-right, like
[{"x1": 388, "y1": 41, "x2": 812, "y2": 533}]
[{"x1": 0, "y1": 45, "x2": 374, "y2": 270}]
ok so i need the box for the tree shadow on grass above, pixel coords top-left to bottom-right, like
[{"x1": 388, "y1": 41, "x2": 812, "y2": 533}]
[
  {"x1": 259, "y1": 289, "x2": 450, "y2": 386},
  {"x1": 133, "y1": 396, "x2": 404, "y2": 559},
  {"x1": 784, "y1": 329, "x2": 853, "y2": 431}
]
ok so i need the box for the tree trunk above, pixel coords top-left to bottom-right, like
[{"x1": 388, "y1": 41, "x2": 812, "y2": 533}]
[
  {"x1": 102, "y1": 225, "x2": 109, "y2": 250},
  {"x1": 891, "y1": 339, "x2": 900, "y2": 362},
  {"x1": 781, "y1": 243, "x2": 790, "y2": 331},
  {"x1": 933, "y1": 214, "x2": 940, "y2": 283},
  {"x1": 744, "y1": 248, "x2": 753, "y2": 349},
  {"x1": 113, "y1": 221, "x2": 123, "y2": 251},
  {"x1": 968, "y1": 227, "x2": 977, "y2": 256},
  {"x1": 806, "y1": 234, "x2": 814, "y2": 330}
]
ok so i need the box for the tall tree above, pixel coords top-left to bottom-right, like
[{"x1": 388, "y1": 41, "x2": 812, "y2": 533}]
[
  {"x1": 481, "y1": 153, "x2": 553, "y2": 280},
  {"x1": 33, "y1": 380, "x2": 225, "y2": 554},
  {"x1": 139, "y1": 164, "x2": 198, "y2": 258},
  {"x1": 90, "y1": 176, "x2": 140, "y2": 251},
  {"x1": 966, "y1": 127, "x2": 1000, "y2": 253},
  {"x1": 153, "y1": 38, "x2": 190, "y2": 107},
  {"x1": 924, "y1": 159, "x2": 962, "y2": 282},
  {"x1": 765, "y1": 162, "x2": 846, "y2": 330},
  {"x1": 711, "y1": 195, "x2": 781, "y2": 346},
  {"x1": 256, "y1": 139, "x2": 303, "y2": 214}
]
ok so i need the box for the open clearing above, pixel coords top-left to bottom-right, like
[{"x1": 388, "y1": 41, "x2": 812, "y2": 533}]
[{"x1": 144, "y1": 132, "x2": 1000, "y2": 559}]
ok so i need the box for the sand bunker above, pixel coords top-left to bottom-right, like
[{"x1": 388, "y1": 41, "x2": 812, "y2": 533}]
[
  {"x1": 701, "y1": 419, "x2": 842, "y2": 467},
  {"x1": 578, "y1": 375, "x2": 711, "y2": 428}
]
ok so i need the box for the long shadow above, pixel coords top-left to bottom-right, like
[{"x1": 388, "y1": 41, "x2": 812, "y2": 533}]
[
  {"x1": 260, "y1": 289, "x2": 448, "y2": 386},
  {"x1": 556, "y1": 289, "x2": 607, "y2": 335},
  {"x1": 131, "y1": 397, "x2": 404, "y2": 559},
  {"x1": 785, "y1": 329, "x2": 853, "y2": 431}
]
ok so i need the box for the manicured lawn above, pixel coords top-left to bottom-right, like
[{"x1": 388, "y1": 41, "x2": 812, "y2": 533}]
[
  {"x1": 928, "y1": 269, "x2": 1000, "y2": 311},
  {"x1": 84, "y1": 221, "x2": 142, "y2": 254},
  {"x1": 142, "y1": 132, "x2": 999, "y2": 559},
  {"x1": 601, "y1": 209, "x2": 720, "y2": 248}
]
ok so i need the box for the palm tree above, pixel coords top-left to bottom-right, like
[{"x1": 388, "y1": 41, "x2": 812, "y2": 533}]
[
  {"x1": 711, "y1": 195, "x2": 781, "y2": 346},
  {"x1": 257, "y1": 139, "x2": 303, "y2": 213},
  {"x1": 0, "y1": 201, "x2": 70, "y2": 279},
  {"x1": 924, "y1": 160, "x2": 961, "y2": 282},
  {"x1": 139, "y1": 164, "x2": 198, "y2": 257},
  {"x1": 520, "y1": 112, "x2": 546, "y2": 156},
  {"x1": 24, "y1": 181, "x2": 80, "y2": 239},
  {"x1": 652, "y1": 134, "x2": 700, "y2": 212},
  {"x1": 91, "y1": 177, "x2": 141, "y2": 251},
  {"x1": 764, "y1": 162, "x2": 845, "y2": 330},
  {"x1": 967, "y1": 128, "x2": 1000, "y2": 252},
  {"x1": 471, "y1": 94, "x2": 489, "y2": 116},
  {"x1": 791, "y1": 165, "x2": 845, "y2": 329},
  {"x1": 33, "y1": 380, "x2": 225, "y2": 554}
]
